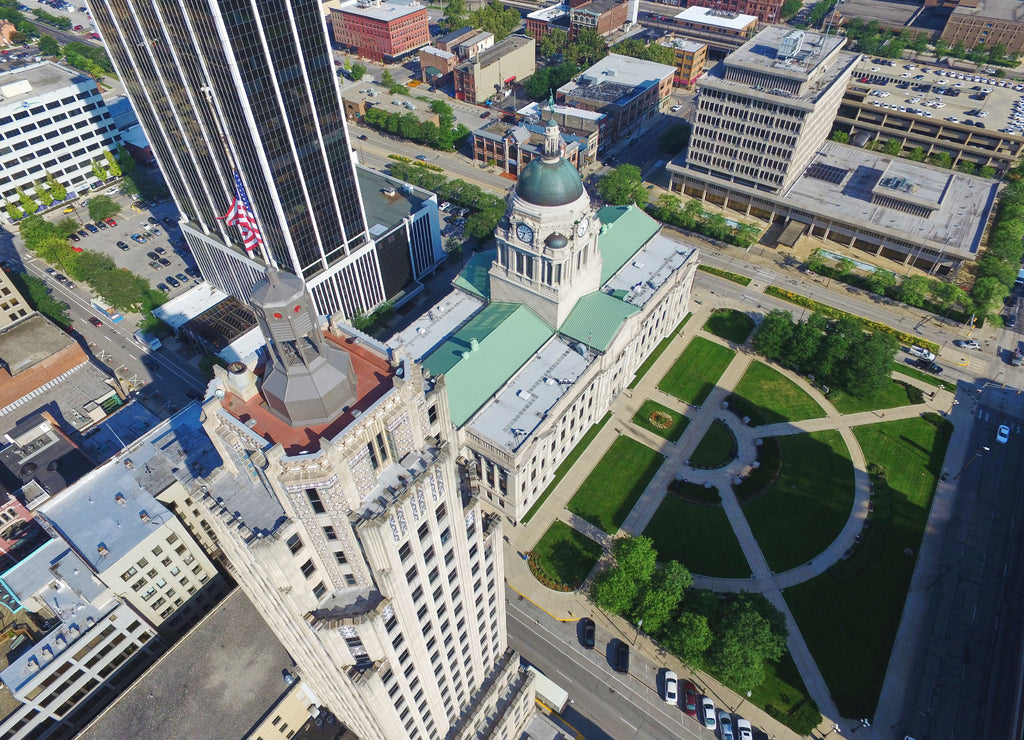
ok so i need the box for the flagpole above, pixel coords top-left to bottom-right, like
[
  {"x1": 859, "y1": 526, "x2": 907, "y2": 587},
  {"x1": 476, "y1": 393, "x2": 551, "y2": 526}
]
[{"x1": 199, "y1": 85, "x2": 270, "y2": 266}]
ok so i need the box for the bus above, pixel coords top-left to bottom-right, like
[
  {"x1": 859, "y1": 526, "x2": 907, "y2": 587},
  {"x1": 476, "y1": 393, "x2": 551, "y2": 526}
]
[{"x1": 90, "y1": 297, "x2": 124, "y2": 323}]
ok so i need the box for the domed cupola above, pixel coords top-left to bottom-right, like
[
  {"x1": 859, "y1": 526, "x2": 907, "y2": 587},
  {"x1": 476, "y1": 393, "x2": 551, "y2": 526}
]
[
  {"x1": 545, "y1": 233, "x2": 568, "y2": 249},
  {"x1": 514, "y1": 119, "x2": 585, "y2": 208}
]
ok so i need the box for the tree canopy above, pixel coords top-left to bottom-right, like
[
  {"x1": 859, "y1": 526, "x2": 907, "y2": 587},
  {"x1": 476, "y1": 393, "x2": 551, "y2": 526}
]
[
  {"x1": 611, "y1": 38, "x2": 676, "y2": 66},
  {"x1": 598, "y1": 164, "x2": 648, "y2": 207},
  {"x1": 439, "y1": 0, "x2": 468, "y2": 33},
  {"x1": 470, "y1": 1, "x2": 521, "y2": 41},
  {"x1": 88, "y1": 194, "x2": 120, "y2": 222}
]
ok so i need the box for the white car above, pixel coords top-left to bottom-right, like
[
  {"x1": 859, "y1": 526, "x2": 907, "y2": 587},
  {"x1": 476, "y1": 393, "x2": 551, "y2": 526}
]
[
  {"x1": 671, "y1": 104, "x2": 682, "y2": 112},
  {"x1": 736, "y1": 718, "x2": 754, "y2": 740},
  {"x1": 719, "y1": 711, "x2": 735, "y2": 740},
  {"x1": 997, "y1": 425, "x2": 1010, "y2": 444},
  {"x1": 663, "y1": 670, "x2": 678, "y2": 704},
  {"x1": 954, "y1": 339, "x2": 981, "y2": 350},
  {"x1": 701, "y1": 697, "x2": 717, "y2": 730}
]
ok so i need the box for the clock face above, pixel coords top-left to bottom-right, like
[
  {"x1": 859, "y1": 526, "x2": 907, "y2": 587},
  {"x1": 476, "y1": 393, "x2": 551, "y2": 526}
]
[
  {"x1": 576, "y1": 217, "x2": 590, "y2": 238},
  {"x1": 516, "y1": 223, "x2": 534, "y2": 244}
]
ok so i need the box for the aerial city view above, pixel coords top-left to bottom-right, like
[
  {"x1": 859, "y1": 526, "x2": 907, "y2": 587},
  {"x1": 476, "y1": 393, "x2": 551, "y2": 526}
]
[{"x1": 0, "y1": 0, "x2": 1019, "y2": 736}]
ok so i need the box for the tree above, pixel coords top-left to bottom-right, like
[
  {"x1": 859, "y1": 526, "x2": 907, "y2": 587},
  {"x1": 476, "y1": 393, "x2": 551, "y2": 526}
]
[
  {"x1": 46, "y1": 172, "x2": 67, "y2": 201},
  {"x1": 706, "y1": 598, "x2": 787, "y2": 691},
  {"x1": 116, "y1": 145, "x2": 136, "y2": 176},
  {"x1": 566, "y1": 29, "x2": 607, "y2": 66},
  {"x1": 470, "y1": 1, "x2": 521, "y2": 41},
  {"x1": 104, "y1": 150, "x2": 121, "y2": 177},
  {"x1": 930, "y1": 280, "x2": 967, "y2": 310},
  {"x1": 980, "y1": 165, "x2": 996, "y2": 178},
  {"x1": 611, "y1": 38, "x2": 676, "y2": 66},
  {"x1": 38, "y1": 34, "x2": 60, "y2": 56},
  {"x1": 664, "y1": 611, "x2": 713, "y2": 663},
  {"x1": 830, "y1": 130, "x2": 849, "y2": 144},
  {"x1": 350, "y1": 62, "x2": 367, "y2": 81},
  {"x1": 6, "y1": 201, "x2": 23, "y2": 222},
  {"x1": 971, "y1": 275, "x2": 1010, "y2": 317},
  {"x1": 752, "y1": 310, "x2": 794, "y2": 360},
  {"x1": 54, "y1": 218, "x2": 79, "y2": 237},
  {"x1": 780, "y1": 0, "x2": 802, "y2": 18},
  {"x1": 897, "y1": 274, "x2": 931, "y2": 307},
  {"x1": 16, "y1": 186, "x2": 35, "y2": 215},
  {"x1": 929, "y1": 151, "x2": 953, "y2": 169},
  {"x1": 704, "y1": 213, "x2": 729, "y2": 240},
  {"x1": 835, "y1": 257, "x2": 855, "y2": 276},
  {"x1": 598, "y1": 164, "x2": 647, "y2": 207},
  {"x1": 381, "y1": 69, "x2": 396, "y2": 88},
  {"x1": 34, "y1": 179, "x2": 53, "y2": 207},
  {"x1": 957, "y1": 159, "x2": 977, "y2": 175},
  {"x1": 841, "y1": 331, "x2": 898, "y2": 397},
  {"x1": 443, "y1": 236, "x2": 463, "y2": 257},
  {"x1": 865, "y1": 268, "x2": 896, "y2": 296},
  {"x1": 590, "y1": 536, "x2": 657, "y2": 615},
  {"x1": 440, "y1": 0, "x2": 468, "y2": 34},
  {"x1": 907, "y1": 146, "x2": 926, "y2": 162},
  {"x1": 632, "y1": 560, "x2": 692, "y2": 633},
  {"x1": 784, "y1": 313, "x2": 827, "y2": 372},
  {"x1": 884, "y1": 138, "x2": 902, "y2": 156},
  {"x1": 91, "y1": 159, "x2": 108, "y2": 181},
  {"x1": 88, "y1": 195, "x2": 121, "y2": 221},
  {"x1": 539, "y1": 29, "x2": 568, "y2": 58}
]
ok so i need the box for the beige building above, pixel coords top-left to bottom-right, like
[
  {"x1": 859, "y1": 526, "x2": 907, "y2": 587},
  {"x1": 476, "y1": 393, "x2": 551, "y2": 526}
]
[
  {"x1": 454, "y1": 35, "x2": 535, "y2": 104},
  {"x1": 0, "y1": 270, "x2": 29, "y2": 329},
  {"x1": 940, "y1": 0, "x2": 1024, "y2": 56},
  {"x1": 196, "y1": 269, "x2": 535, "y2": 740},
  {"x1": 659, "y1": 36, "x2": 708, "y2": 87}
]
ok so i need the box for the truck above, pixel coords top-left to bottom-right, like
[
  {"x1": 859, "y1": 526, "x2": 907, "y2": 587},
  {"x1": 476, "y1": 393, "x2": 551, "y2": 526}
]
[
  {"x1": 525, "y1": 666, "x2": 569, "y2": 714},
  {"x1": 133, "y1": 330, "x2": 162, "y2": 351},
  {"x1": 90, "y1": 297, "x2": 124, "y2": 323}
]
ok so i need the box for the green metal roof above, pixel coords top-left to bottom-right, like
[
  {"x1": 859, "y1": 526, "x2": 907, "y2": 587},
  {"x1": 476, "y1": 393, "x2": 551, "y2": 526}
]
[
  {"x1": 516, "y1": 157, "x2": 584, "y2": 207},
  {"x1": 560, "y1": 292, "x2": 639, "y2": 352},
  {"x1": 597, "y1": 205, "x2": 660, "y2": 285},
  {"x1": 423, "y1": 303, "x2": 554, "y2": 426},
  {"x1": 453, "y1": 249, "x2": 494, "y2": 300}
]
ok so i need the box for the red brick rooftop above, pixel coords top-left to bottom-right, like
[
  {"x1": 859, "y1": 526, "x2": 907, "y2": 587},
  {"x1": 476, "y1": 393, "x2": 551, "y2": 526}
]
[{"x1": 218, "y1": 333, "x2": 395, "y2": 455}]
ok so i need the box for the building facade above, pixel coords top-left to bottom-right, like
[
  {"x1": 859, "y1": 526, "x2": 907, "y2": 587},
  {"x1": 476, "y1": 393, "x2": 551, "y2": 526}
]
[
  {"x1": 419, "y1": 46, "x2": 458, "y2": 85},
  {"x1": 454, "y1": 35, "x2": 536, "y2": 104},
  {"x1": 472, "y1": 119, "x2": 585, "y2": 176},
  {"x1": 525, "y1": 4, "x2": 570, "y2": 40},
  {"x1": 0, "y1": 62, "x2": 119, "y2": 215},
  {"x1": 685, "y1": 0, "x2": 780, "y2": 23},
  {"x1": 196, "y1": 270, "x2": 535, "y2": 740},
  {"x1": 0, "y1": 269, "x2": 29, "y2": 329},
  {"x1": 659, "y1": 36, "x2": 708, "y2": 86},
  {"x1": 331, "y1": 0, "x2": 430, "y2": 63},
  {"x1": 940, "y1": 0, "x2": 1024, "y2": 56},
  {"x1": 669, "y1": 6, "x2": 758, "y2": 52},
  {"x1": 515, "y1": 101, "x2": 604, "y2": 162},
  {"x1": 557, "y1": 54, "x2": 675, "y2": 151},
  {"x1": 568, "y1": 0, "x2": 629, "y2": 38},
  {"x1": 88, "y1": 0, "x2": 405, "y2": 320}
]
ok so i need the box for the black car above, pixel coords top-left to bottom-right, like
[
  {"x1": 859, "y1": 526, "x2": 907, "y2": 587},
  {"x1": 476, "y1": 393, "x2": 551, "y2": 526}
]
[
  {"x1": 580, "y1": 617, "x2": 595, "y2": 649},
  {"x1": 77, "y1": 230, "x2": 88, "y2": 238},
  {"x1": 157, "y1": 283, "x2": 169, "y2": 293},
  {"x1": 358, "y1": 134, "x2": 368, "y2": 140},
  {"x1": 614, "y1": 641, "x2": 629, "y2": 673},
  {"x1": 146, "y1": 251, "x2": 159, "y2": 260},
  {"x1": 118, "y1": 242, "x2": 131, "y2": 251},
  {"x1": 1007, "y1": 313, "x2": 1018, "y2": 327},
  {"x1": 148, "y1": 216, "x2": 158, "y2": 225},
  {"x1": 69, "y1": 233, "x2": 80, "y2": 242},
  {"x1": 155, "y1": 246, "x2": 166, "y2": 255},
  {"x1": 915, "y1": 358, "x2": 944, "y2": 375},
  {"x1": 84, "y1": 223, "x2": 98, "y2": 233},
  {"x1": 158, "y1": 258, "x2": 171, "y2": 267},
  {"x1": 184, "y1": 267, "x2": 200, "y2": 278},
  {"x1": 165, "y1": 275, "x2": 179, "y2": 287}
]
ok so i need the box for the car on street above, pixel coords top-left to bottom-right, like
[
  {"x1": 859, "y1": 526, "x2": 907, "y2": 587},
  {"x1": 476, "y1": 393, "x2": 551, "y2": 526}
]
[
  {"x1": 1007, "y1": 313, "x2": 1018, "y2": 327},
  {"x1": 54, "y1": 274, "x2": 67, "y2": 283},
  {"x1": 997, "y1": 424, "x2": 1011, "y2": 444},
  {"x1": 736, "y1": 718, "x2": 753, "y2": 740},
  {"x1": 671, "y1": 104, "x2": 682, "y2": 112},
  {"x1": 88, "y1": 316, "x2": 103, "y2": 327},
  {"x1": 84, "y1": 223, "x2": 99, "y2": 233},
  {"x1": 915, "y1": 358, "x2": 944, "y2": 374},
  {"x1": 613, "y1": 641, "x2": 629, "y2": 673},
  {"x1": 955, "y1": 339, "x2": 981, "y2": 350},
  {"x1": 157, "y1": 283, "x2": 169, "y2": 293},
  {"x1": 165, "y1": 275, "x2": 179, "y2": 287},
  {"x1": 580, "y1": 617, "x2": 595, "y2": 649},
  {"x1": 908, "y1": 345, "x2": 935, "y2": 361},
  {"x1": 681, "y1": 680, "x2": 698, "y2": 717},
  {"x1": 130, "y1": 233, "x2": 147, "y2": 243},
  {"x1": 45, "y1": 268, "x2": 57, "y2": 275},
  {"x1": 146, "y1": 251, "x2": 159, "y2": 260},
  {"x1": 416, "y1": 154, "x2": 428, "y2": 161},
  {"x1": 104, "y1": 217, "x2": 117, "y2": 226},
  {"x1": 719, "y1": 711, "x2": 734, "y2": 740},
  {"x1": 480, "y1": 110, "x2": 490, "y2": 118},
  {"x1": 701, "y1": 697, "x2": 717, "y2": 731},
  {"x1": 663, "y1": 670, "x2": 678, "y2": 705}
]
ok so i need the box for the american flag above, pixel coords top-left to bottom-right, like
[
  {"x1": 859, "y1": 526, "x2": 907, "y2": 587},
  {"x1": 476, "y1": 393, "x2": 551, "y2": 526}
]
[{"x1": 219, "y1": 170, "x2": 263, "y2": 254}]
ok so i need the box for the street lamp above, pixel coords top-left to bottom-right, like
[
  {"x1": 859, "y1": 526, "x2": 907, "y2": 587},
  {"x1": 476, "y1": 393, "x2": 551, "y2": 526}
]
[
  {"x1": 953, "y1": 444, "x2": 989, "y2": 481},
  {"x1": 822, "y1": 723, "x2": 841, "y2": 738}
]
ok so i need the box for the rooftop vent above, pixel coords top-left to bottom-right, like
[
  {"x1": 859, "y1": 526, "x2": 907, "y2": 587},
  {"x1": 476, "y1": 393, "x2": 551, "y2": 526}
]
[{"x1": 777, "y1": 30, "x2": 805, "y2": 60}]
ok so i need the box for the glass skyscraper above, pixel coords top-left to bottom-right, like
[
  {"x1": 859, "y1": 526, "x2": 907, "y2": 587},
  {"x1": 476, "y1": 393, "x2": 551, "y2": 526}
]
[{"x1": 90, "y1": 0, "x2": 394, "y2": 317}]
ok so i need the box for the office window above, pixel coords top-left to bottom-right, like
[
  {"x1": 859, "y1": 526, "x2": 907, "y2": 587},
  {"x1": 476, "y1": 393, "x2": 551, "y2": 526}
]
[
  {"x1": 287, "y1": 534, "x2": 303, "y2": 554},
  {"x1": 300, "y1": 559, "x2": 316, "y2": 578}
]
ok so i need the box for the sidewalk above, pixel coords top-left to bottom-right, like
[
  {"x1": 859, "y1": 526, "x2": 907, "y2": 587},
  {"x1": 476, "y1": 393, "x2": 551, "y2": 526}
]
[{"x1": 503, "y1": 290, "x2": 961, "y2": 738}]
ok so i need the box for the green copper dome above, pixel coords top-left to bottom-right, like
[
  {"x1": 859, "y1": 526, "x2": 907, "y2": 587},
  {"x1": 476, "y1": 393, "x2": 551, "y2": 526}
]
[{"x1": 516, "y1": 157, "x2": 584, "y2": 207}]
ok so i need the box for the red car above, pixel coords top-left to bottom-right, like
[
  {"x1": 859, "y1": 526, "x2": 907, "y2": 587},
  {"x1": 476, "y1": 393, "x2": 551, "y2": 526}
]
[
  {"x1": 104, "y1": 217, "x2": 117, "y2": 226},
  {"x1": 70, "y1": 246, "x2": 83, "y2": 252},
  {"x1": 88, "y1": 316, "x2": 102, "y2": 327},
  {"x1": 681, "y1": 680, "x2": 698, "y2": 717}
]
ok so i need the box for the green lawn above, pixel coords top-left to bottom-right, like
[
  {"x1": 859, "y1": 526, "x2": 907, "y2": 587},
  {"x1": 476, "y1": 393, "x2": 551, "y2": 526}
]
[
  {"x1": 658, "y1": 337, "x2": 735, "y2": 407},
  {"x1": 529, "y1": 521, "x2": 603, "y2": 590},
  {"x1": 743, "y1": 430, "x2": 854, "y2": 571},
  {"x1": 628, "y1": 313, "x2": 692, "y2": 390},
  {"x1": 730, "y1": 362, "x2": 825, "y2": 425},
  {"x1": 523, "y1": 412, "x2": 612, "y2": 523},
  {"x1": 785, "y1": 414, "x2": 952, "y2": 717},
  {"x1": 829, "y1": 379, "x2": 922, "y2": 415},
  {"x1": 568, "y1": 436, "x2": 665, "y2": 534},
  {"x1": 891, "y1": 361, "x2": 948, "y2": 389},
  {"x1": 631, "y1": 399, "x2": 690, "y2": 442},
  {"x1": 750, "y1": 653, "x2": 819, "y2": 734},
  {"x1": 688, "y1": 420, "x2": 737, "y2": 469},
  {"x1": 703, "y1": 309, "x2": 755, "y2": 344},
  {"x1": 643, "y1": 494, "x2": 749, "y2": 577}
]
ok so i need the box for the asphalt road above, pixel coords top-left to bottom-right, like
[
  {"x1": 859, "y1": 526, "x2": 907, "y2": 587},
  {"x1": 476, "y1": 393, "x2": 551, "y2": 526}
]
[
  {"x1": 896, "y1": 396, "x2": 1024, "y2": 740},
  {"x1": 506, "y1": 590, "x2": 724, "y2": 740}
]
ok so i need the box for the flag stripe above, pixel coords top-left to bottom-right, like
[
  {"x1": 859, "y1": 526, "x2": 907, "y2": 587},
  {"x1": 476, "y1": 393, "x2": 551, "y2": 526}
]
[{"x1": 218, "y1": 170, "x2": 264, "y2": 253}]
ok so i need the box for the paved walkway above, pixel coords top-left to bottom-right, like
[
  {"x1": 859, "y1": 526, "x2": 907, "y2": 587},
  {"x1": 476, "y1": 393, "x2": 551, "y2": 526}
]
[{"x1": 504, "y1": 288, "x2": 958, "y2": 739}]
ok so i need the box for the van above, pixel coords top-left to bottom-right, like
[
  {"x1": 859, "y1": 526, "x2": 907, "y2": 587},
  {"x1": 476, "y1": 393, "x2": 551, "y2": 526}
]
[{"x1": 909, "y1": 345, "x2": 935, "y2": 361}]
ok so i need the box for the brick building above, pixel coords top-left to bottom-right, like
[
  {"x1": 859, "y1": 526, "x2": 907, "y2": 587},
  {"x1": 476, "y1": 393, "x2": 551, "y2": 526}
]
[
  {"x1": 671, "y1": 6, "x2": 759, "y2": 52},
  {"x1": 331, "y1": 0, "x2": 429, "y2": 63},
  {"x1": 658, "y1": 36, "x2": 708, "y2": 86},
  {"x1": 568, "y1": 0, "x2": 629, "y2": 38},
  {"x1": 472, "y1": 119, "x2": 585, "y2": 176},
  {"x1": 940, "y1": 0, "x2": 1024, "y2": 56},
  {"x1": 419, "y1": 45, "x2": 457, "y2": 84},
  {"x1": 685, "y1": 0, "x2": 780, "y2": 23},
  {"x1": 525, "y1": 4, "x2": 570, "y2": 40}
]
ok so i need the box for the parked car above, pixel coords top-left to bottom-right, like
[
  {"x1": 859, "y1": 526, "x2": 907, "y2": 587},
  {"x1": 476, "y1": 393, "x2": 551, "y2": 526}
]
[
  {"x1": 175, "y1": 273, "x2": 189, "y2": 283},
  {"x1": 55, "y1": 274, "x2": 68, "y2": 283},
  {"x1": 580, "y1": 617, "x2": 595, "y2": 649},
  {"x1": 147, "y1": 216, "x2": 158, "y2": 225},
  {"x1": 915, "y1": 358, "x2": 944, "y2": 374},
  {"x1": 165, "y1": 276, "x2": 179, "y2": 287},
  {"x1": 681, "y1": 680, "x2": 698, "y2": 717},
  {"x1": 358, "y1": 134, "x2": 368, "y2": 140},
  {"x1": 908, "y1": 345, "x2": 935, "y2": 361},
  {"x1": 613, "y1": 641, "x2": 629, "y2": 673},
  {"x1": 77, "y1": 229, "x2": 88, "y2": 238},
  {"x1": 736, "y1": 718, "x2": 753, "y2": 740},
  {"x1": 185, "y1": 267, "x2": 201, "y2": 278},
  {"x1": 88, "y1": 316, "x2": 103, "y2": 327},
  {"x1": 955, "y1": 339, "x2": 981, "y2": 350},
  {"x1": 84, "y1": 223, "x2": 99, "y2": 233},
  {"x1": 162, "y1": 216, "x2": 176, "y2": 226},
  {"x1": 158, "y1": 258, "x2": 171, "y2": 267},
  {"x1": 671, "y1": 104, "x2": 682, "y2": 112},
  {"x1": 701, "y1": 697, "x2": 717, "y2": 731},
  {"x1": 663, "y1": 670, "x2": 678, "y2": 705},
  {"x1": 1007, "y1": 312, "x2": 1018, "y2": 327},
  {"x1": 157, "y1": 283, "x2": 169, "y2": 293},
  {"x1": 70, "y1": 245, "x2": 83, "y2": 252},
  {"x1": 155, "y1": 246, "x2": 166, "y2": 255},
  {"x1": 130, "y1": 233, "x2": 147, "y2": 243},
  {"x1": 69, "y1": 233, "x2": 80, "y2": 242},
  {"x1": 146, "y1": 251, "x2": 159, "y2": 260},
  {"x1": 997, "y1": 424, "x2": 1011, "y2": 444},
  {"x1": 95, "y1": 220, "x2": 107, "y2": 229},
  {"x1": 719, "y1": 711, "x2": 734, "y2": 740},
  {"x1": 104, "y1": 217, "x2": 117, "y2": 226}
]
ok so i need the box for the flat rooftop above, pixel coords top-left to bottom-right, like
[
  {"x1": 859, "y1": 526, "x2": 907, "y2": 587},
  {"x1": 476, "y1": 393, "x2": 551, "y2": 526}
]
[
  {"x1": 78, "y1": 589, "x2": 296, "y2": 740},
  {"x1": 951, "y1": 0, "x2": 1022, "y2": 22},
  {"x1": 334, "y1": 0, "x2": 424, "y2": 22},
  {"x1": 357, "y1": 164, "x2": 434, "y2": 239},
  {"x1": 659, "y1": 37, "x2": 707, "y2": 53},
  {"x1": 388, "y1": 290, "x2": 485, "y2": 362},
  {"x1": 781, "y1": 140, "x2": 998, "y2": 259},
  {"x1": 848, "y1": 57, "x2": 1024, "y2": 136},
  {"x1": 0, "y1": 361, "x2": 118, "y2": 438},
  {"x1": 0, "y1": 61, "x2": 95, "y2": 115},
  {"x1": 674, "y1": 5, "x2": 757, "y2": 29},
  {"x1": 0, "y1": 313, "x2": 76, "y2": 377},
  {"x1": 517, "y1": 100, "x2": 606, "y2": 123},
  {"x1": 474, "y1": 35, "x2": 533, "y2": 70},
  {"x1": 73, "y1": 401, "x2": 164, "y2": 464},
  {"x1": 36, "y1": 403, "x2": 225, "y2": 573},
  {"x1": 723, "y1": 26, "x2": 854, "y2": 89},
  {"x1": 151, "y1": 282, "x2": 234, "y2": 330},
  {"x1": 0, "y1": 414, "x2": 95, "y2": 500},
  {"x1": 216, "y1": 330, "x2": 395, "y2": 456},
  {"x1": 527, "y1": 3, "x2": 568, "y2": 21},
  {"x1": 420, "y1": 45, "x2": 454, "y2": 60},
  {"x1": 571, "y1": 53, "x2": 675, "y2": 91}
]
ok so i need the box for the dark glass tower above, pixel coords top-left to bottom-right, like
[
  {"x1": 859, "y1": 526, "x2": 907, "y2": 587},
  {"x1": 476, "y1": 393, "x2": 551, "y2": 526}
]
[{"x1": 89, "y1": 0, "x2": 386, "y2": 317}]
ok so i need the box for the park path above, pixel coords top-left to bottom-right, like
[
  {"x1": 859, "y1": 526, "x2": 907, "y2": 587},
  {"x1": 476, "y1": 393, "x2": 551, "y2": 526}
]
[{"x1": 504, "y1": 293, "x2": 957, "y2": 738}]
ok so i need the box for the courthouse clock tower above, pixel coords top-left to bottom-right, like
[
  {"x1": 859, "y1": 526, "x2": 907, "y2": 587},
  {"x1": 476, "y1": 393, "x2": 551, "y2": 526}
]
[{"x1": 490, "y1": 119, "x2": 603, "y2": 329}]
